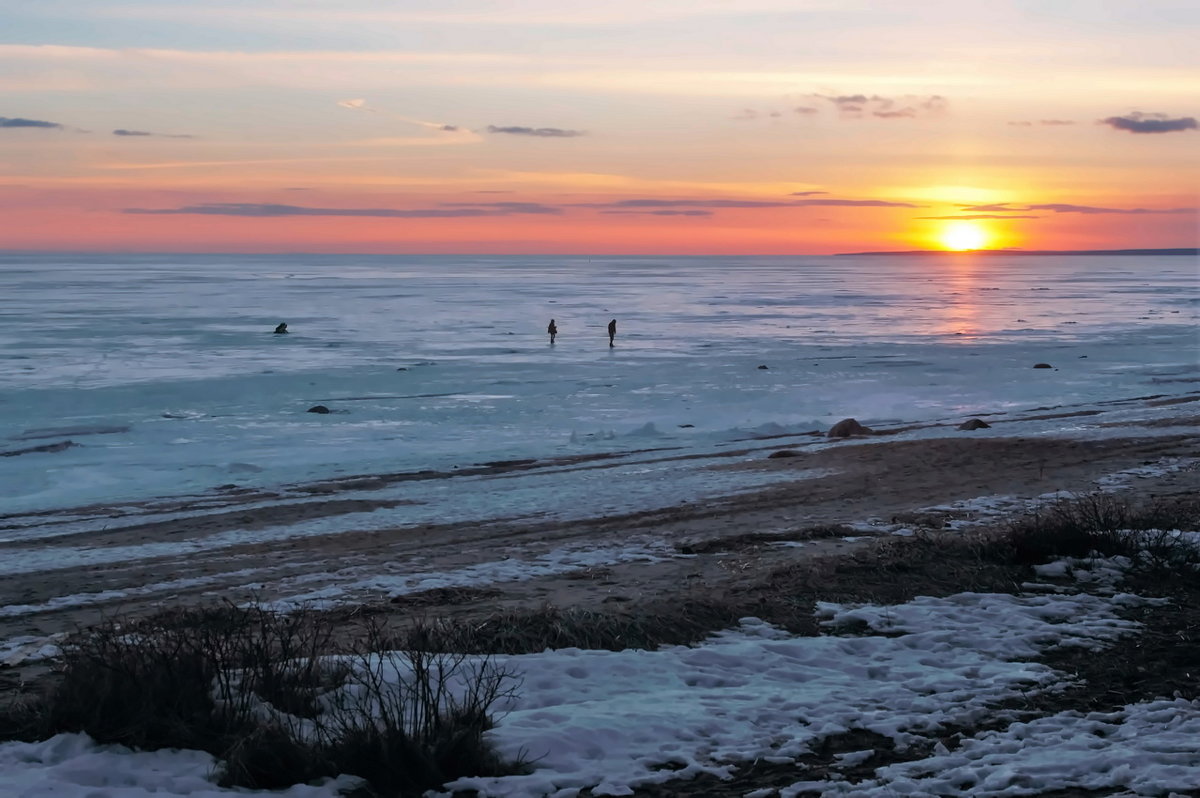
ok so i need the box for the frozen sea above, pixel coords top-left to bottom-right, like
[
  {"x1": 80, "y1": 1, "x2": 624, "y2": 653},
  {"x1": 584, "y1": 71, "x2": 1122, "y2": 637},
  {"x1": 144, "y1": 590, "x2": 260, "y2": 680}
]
[{"x1": 1, "y1": 252, "x2": 1197, "y2": 514}]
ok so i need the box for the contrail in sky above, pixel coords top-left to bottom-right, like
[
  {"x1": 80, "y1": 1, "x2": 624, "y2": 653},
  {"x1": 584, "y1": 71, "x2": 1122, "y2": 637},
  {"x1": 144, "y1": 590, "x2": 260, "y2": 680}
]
[{"x1": 337, "y1": 98, "x2": 480, "y2": 143}]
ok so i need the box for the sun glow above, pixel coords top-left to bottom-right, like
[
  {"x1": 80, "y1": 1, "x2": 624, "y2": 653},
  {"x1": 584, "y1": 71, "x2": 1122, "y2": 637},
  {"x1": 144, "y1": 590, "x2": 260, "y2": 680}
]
[{"x1": 939, "y1": 221, "x2": 989, "y2": 251}]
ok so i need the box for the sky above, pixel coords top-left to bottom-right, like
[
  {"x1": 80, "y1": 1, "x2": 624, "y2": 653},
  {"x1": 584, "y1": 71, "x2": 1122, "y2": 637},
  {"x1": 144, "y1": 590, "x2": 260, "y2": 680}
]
[{"x1": 1, "y1": 0, "x2": 1198, "y2": 254}]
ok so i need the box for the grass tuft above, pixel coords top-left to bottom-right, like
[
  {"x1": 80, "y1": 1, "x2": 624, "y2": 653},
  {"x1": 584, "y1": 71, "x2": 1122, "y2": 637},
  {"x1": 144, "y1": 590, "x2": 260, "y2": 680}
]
[{"x1": 4, "y1": 603, "x2": 524, "y2": 797}]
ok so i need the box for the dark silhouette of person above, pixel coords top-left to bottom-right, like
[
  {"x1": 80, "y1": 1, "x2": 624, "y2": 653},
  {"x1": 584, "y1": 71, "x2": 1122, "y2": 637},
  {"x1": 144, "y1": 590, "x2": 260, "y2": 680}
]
[
  {"x1": 607, "y1": 318, "x2": 617, "y2": 347},
  {"x1": 274, "y1": 322, "x2": 289, "y2": 334},
  {"x1": 547, "y1": 319, "x2": 558, "y2": 344}
]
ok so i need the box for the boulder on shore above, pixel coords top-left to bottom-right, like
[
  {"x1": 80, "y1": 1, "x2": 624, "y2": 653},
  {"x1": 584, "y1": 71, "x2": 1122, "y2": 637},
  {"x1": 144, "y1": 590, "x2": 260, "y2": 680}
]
[
  {"x1": 306, "y1": 405, "x2": 331, "y2": 414},
  {"x1": 827, "y1": 418, "x2": 872, "y2": 438},
  {"x1": 958, "y1": 418, "x2": 991, "y2": 430},
  {"x1": 768, "y1": 449, "x2": 800, "y2": 459}
]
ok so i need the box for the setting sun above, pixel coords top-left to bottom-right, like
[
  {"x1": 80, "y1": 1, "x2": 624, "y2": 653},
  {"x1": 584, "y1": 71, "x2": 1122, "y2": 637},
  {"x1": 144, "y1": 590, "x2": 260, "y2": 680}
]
[{"x1": 939, "y1": 222, "x2": 990, "y2": 251}]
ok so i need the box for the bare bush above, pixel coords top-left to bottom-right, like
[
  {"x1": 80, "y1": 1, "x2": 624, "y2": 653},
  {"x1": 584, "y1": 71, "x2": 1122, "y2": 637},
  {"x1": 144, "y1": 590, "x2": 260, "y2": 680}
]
[{"x1": 12, "y1": 603, "x2": 524, "y2": 797}]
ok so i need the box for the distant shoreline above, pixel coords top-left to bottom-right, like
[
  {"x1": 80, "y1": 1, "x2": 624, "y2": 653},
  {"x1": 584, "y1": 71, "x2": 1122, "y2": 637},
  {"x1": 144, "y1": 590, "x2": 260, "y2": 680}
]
[
  {"x1": 2, "y1": 248, "x2": 1197, "y2": 258},
  {"x1": 837, "y1": 247, "x2": 1199, "y2": 257}
]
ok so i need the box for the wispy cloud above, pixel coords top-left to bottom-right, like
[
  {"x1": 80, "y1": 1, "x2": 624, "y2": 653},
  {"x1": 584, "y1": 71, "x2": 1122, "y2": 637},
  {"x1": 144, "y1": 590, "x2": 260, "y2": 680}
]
[
  {"x1": 0, "y1": 116, "x2": 62, "y2": 129},
  {"x1": 338, "y1": 98, "x2": 479, "y2": 145},
  {"x1": 794, "y1": 198, "x2": 923, "y2": 207},
  {"x1": 917, "y1": 214, "x2": 1041, "y2": 220},
  {"x1": 600, "y1": 209, "x2": 712, "y2": 216},
  {"x1": 1100, "y1": 112, "x2": 1197, "y2": 134},
  {"x1": 573, "y1": 197, "x2": 922, "y2": 209},
  {"x1": 577, "y1": 199, "x2": 794, "y2": 208},
  {"x1": 486, "y1": 125, "x2": 585, "y2": 138},
  {"x1": 810, "y1": 93, "x2": 947, "y2": 119},
  {"x1": 113, "y1": 129, "x2": 195, "y2": 138},
  {"x1": 440, "y1": 201, "x2": 563, "y2": 215},
  {"x1": 123, "y1": 196, "x2": 914, "y2": 220},
  {"x1": 1008, "y1": 119, "x2": 1077, "y2": 127},
  {"x1": 789, "y1": 191, "x2": 829, "y2": 197},
  {"x1": 124, "y1": 202, "x2": 559, "y2": 218},
  {"x1": 961, "y1": 203, "x2": 1194, "y2": 215},
  {"x1": 731, "y1": 107, "x2": 790, "y2": 121}
]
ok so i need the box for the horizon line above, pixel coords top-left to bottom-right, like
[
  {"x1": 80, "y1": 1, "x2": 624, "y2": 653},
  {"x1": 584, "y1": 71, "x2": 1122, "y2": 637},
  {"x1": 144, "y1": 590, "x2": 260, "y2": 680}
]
[{"x1": 1, "y1": 246, "x2": 1197, "y2": 258}]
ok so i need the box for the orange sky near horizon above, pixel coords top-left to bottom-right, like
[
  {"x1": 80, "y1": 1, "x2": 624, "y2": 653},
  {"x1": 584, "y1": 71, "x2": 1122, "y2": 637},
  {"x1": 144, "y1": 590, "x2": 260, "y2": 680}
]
[{"x1": 1, "y1": 1, "x2": 1197, "y2": 254}]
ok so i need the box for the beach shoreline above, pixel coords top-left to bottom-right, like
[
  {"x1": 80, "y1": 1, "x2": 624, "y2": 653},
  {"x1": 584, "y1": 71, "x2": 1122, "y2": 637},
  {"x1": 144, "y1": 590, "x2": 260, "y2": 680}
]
[{"x1": 2, "y1": 391, "x2": 1196, "y2": 662}]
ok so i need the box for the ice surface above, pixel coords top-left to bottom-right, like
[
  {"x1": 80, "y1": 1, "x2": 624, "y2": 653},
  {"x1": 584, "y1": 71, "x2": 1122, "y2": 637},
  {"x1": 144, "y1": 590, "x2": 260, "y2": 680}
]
[{"x1": 3, "y1": 253, "x2": 1197, "y2": 514}]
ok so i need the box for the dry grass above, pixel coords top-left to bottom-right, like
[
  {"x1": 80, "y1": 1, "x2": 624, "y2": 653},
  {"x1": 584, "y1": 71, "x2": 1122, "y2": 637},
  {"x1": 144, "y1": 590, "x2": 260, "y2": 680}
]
[
  {"x1": 1, "y1": 604, "x2": 524, "y2": 797},
  {"x1": 678, "y1": 523, "x2": 857, "y2": 555}
]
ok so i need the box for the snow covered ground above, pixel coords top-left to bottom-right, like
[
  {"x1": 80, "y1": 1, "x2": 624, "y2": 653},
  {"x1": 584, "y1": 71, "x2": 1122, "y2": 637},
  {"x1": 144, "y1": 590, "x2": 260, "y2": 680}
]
[{"x1": 3, "y1": 545, "x2": 1198, "y2": 797}]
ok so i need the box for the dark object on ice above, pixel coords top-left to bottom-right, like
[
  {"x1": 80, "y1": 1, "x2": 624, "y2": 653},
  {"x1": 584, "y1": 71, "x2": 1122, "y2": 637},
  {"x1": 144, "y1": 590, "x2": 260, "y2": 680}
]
[
  {"x1": 307, "y1": 405, "x2": 331, "y2": 414},
  {"x1": 768, "y1": 449, "x2": 800, "y2": 459},
  {"x1": 396, "y1": 367, "x2": 408, "y2": 371},
  {"x1": 1033, "y1": 363, "x2": 1053, "y2": 369},
  {"x1": 827, "y1": 418, "x2": 872, "y2": 438},
  {"x1": 758, "y1": 364, "x2": 769, "y2": 370},
  {"x1": 958, "y1": 418, "x2": 991, "y2": 431},
  {"x1": 480, "y1": 458, "x2": 538, "y2": 468},
  {"x1": 678, "y1": 424, "x2": 694, "y2": 428},
  {"x1": 274, "y1": 323, "x2": 288, "y2": 334},
  {"x1": 2, "y1": 439, "x2": 79, "y2": 457},
  {"x1": 608, "y1": 318, "x2": 617, "y2": 347},
  {"x1": 547, "y1": 318, "x2": 558, "y2": 344},
  {"x1": 15, "y1": 424, "x2": 129, "y2": 441},
  {"x1": 1079, "y1": 355, "x2": 1088, "y2": 358}
]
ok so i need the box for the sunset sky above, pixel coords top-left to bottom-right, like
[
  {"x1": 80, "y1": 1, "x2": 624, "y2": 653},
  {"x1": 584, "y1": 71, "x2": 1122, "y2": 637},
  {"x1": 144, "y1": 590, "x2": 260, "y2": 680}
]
[{"x1": 1, "y1": 0, "x2": 1197, "y2": 254}]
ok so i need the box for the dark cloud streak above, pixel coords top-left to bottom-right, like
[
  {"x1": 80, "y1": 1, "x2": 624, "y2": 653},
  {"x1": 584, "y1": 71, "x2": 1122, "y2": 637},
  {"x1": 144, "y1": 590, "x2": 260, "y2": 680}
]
[
  {"x1": 439, "y1": 201, "x2": 563, "y2": 215},
  {"x1": 0, "y1": 117, "x2": 63, "y2": 129},
  {"x1": 600, "y1": 210, "x2": 712, "y2": 216},
  {"x1": 574, "y1": 198, "x2": 921, "y2": 209},
  {"x1": 1100, "y1": 112, "x2": 1197, "y2": 134},
  {"x1": 961, "y1": 203, "x2": 1193, "y2": 215},
  {"x1": 485, "y1": 125, "x2": 585, "y2": 138},
  {"x1": 124, "y1": 203, "x2": 561, "y2": 218}
]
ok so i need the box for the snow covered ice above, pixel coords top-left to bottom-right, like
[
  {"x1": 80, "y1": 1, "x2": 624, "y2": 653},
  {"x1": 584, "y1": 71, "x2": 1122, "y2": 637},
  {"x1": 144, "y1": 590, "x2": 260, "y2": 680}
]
[{"x1": 2, "y1": 253, "x2": 1197, "y2": 515}]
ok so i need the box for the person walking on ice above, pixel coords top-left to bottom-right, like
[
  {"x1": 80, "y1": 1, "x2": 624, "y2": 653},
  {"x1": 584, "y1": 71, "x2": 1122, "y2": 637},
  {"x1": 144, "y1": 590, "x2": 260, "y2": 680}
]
[
  {"x1": 547, "y1": 318, "x2": 558, "y2": 344},
  {"x1": 607, "y1": 318, "x2": 617, "y2": 347}
]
